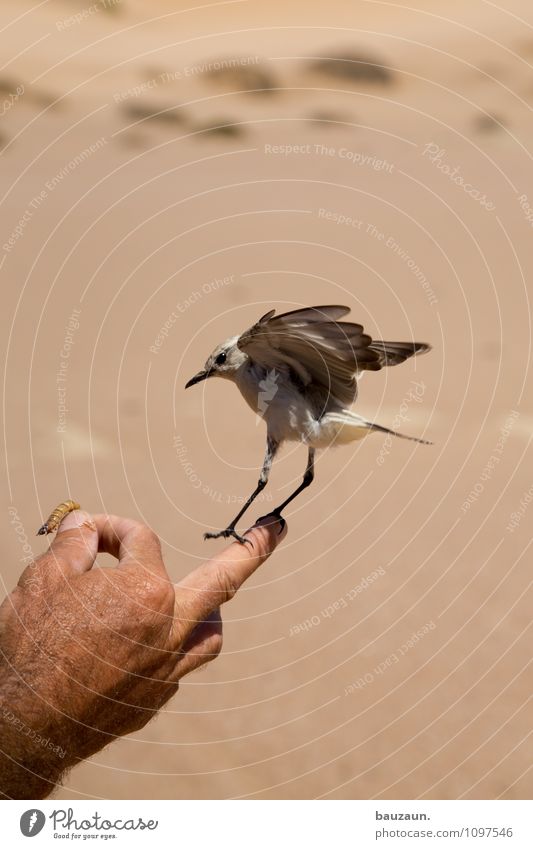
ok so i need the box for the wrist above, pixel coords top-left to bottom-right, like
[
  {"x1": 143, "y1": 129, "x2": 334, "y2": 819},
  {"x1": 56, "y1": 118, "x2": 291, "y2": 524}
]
[{"x1": 0, "y1": 671, "x2": 73, "y2": 798}]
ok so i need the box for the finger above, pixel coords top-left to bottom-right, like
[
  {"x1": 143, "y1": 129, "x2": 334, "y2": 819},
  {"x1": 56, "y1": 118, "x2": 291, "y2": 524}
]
[
  {"x1": 181, "y1": 608, "x2": 222, "y2": 655},
  {"x1": 33, "y1": 510, "x2": 98, "y2": 578},
  {"x1": 91, "y1": 514, "x2": 169, "y2": 580},
  {"x1": 173, "y1": 515, "x2": 287, "y2": 640},
  {"x1": 174, "y1": 610, "x2": 223, "y2": 678}
]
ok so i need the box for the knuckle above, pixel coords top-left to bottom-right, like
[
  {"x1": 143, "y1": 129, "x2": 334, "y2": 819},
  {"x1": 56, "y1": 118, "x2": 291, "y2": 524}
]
[
  {"x1": 159, "y1": 581, "x2": 176, "y2": 611},
  {"x1": 125, "y1": 520, "x2": 161, "y2": 551},
  {"x1": 213, "y1": 566, "x2": 237, "y2": 602},
  {"x1": 143, "y1": 527, "x2": 161, "y2": 549},
  {"x1": 141, "y1": 577, "x2": 173, "y2": 610}
]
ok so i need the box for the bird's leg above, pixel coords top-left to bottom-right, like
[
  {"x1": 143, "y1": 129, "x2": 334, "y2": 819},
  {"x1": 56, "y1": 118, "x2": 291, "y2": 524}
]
[
  {"x1": 204, "y1": 437, "x2": 279, "y2": 544},
  {"x1": 257, "y1": 447, "x2": 315, "y2": 532}
]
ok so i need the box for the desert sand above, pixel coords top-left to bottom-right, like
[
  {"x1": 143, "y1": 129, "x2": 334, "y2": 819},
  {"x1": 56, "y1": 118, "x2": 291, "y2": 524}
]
[{"x1": 1, "y1": 0, "x2": 532, "y2": 799}]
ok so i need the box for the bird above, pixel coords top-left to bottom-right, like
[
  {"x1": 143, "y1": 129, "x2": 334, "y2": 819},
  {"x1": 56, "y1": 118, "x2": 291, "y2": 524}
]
[{"x1": 185, "y1": 305, "x2": 431, "y2": 543}]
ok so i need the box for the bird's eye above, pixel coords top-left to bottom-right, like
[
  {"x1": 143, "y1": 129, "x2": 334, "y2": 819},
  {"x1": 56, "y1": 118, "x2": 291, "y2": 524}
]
[{"x1": 215, "y1": 352, "x2": 227, "y2": 366}]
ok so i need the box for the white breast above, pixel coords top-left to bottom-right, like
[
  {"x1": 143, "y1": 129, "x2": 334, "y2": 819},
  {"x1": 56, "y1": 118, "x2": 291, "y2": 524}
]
[{"x1": 234, "y1": 360, "x2": 317, "y2": 444}]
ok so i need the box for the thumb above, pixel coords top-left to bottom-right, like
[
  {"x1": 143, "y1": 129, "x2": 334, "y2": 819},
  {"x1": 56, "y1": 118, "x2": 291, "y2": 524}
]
[{"x1": 45, "y1": 509, "x2": 99, "y2": 576}]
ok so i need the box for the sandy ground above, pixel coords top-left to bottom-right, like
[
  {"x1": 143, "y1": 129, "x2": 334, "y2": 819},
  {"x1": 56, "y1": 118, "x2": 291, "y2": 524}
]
[{"x1": 0, "y1": 0, "x2": 532, "y2": 799}]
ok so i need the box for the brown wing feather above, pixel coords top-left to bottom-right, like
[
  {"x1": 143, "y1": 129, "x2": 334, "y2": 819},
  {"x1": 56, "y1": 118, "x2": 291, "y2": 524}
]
[
  {"x1": 238, "y1": 306, "x2": 430, "y2": 407},
  {"x1": 369, "y1": 340, "x2": 431, "y2": 366},
  {"x1": 237, "y1": 306, "x2": 378, "y2": 405}
]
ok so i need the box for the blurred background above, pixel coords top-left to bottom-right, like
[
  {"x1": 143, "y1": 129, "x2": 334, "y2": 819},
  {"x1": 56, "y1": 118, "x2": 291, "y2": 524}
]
[{"x1": 0, "y1": 0, "x2": 531, "y2": 799}]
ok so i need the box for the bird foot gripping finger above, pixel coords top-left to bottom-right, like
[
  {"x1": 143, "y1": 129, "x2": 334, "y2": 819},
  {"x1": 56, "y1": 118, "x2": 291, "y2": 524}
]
[
  {"x1": 36, "y1": 500, "x2": 81, "y2": 535},
  {"x1": 203, "y1": 528, "x2": 252, "y2": 546}
]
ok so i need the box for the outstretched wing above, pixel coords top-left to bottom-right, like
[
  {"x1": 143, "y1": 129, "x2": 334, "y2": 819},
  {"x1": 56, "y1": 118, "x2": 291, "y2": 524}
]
[{"x1": 237, "y1": 305, "x2": 380, "y2": 406}]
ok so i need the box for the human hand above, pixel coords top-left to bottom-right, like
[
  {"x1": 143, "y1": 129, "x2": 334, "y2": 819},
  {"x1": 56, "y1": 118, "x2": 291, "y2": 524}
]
[{"x1": 0, "y1": 510, "x2": 286, "y2": 799}]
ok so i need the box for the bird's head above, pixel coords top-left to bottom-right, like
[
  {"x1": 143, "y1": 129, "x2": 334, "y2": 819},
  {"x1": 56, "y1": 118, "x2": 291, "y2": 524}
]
[{"x1": 185, "y1": 336, "x2": 247, "y2": 389}]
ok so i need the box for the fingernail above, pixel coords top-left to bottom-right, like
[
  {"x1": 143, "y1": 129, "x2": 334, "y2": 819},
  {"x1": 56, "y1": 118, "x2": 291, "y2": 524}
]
[
  {"x1": 253, "y1": 514, "x2": 286, "y2": 535},
  {"x1": 56, "y1": 510, "x2": 96, "y2": 534}
]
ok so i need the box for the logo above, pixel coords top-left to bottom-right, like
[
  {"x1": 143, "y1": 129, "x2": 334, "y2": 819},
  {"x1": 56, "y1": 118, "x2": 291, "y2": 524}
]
[
  {"x1": 20, "y1": 809, "x2": 46, "y2": 837},
  {"x1": 256, "y1": 369, "x2": 279, "y2": 424}
]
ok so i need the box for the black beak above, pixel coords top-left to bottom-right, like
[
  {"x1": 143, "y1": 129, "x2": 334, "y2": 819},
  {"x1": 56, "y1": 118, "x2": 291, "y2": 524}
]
[{"x1": 185, "y1": 370, "x2": 209, "y2": 389}]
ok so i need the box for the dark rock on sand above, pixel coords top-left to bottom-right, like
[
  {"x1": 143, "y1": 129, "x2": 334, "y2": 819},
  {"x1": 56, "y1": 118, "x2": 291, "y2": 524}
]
[
  {"x1": 307, "y1": 110, "x2": 352, "y2": 126},
  {"x1": 204, "y1": 60, "x2": 277, "y2": 95},
  {"x1": 193, "y1": 118, "x2": 244, "y2": 137},
  {"x1": 309, "y1": 49, "x2": 393, "y2": 84},
  {"x1": 121, "y1": 103, "x2": 187, "y2": 126},
  {"x1": 473, "y1": 113, "x2": 506, "y2": 133}
]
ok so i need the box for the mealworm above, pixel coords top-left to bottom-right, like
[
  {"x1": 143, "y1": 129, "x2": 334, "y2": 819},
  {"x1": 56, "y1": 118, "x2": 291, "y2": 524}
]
[{"x1": 36, "y1": 500, "x2": 81, "y2": 535}]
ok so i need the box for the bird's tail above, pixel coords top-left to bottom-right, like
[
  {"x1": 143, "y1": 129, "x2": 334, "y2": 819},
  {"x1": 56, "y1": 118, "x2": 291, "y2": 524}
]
[
  {"x1": 369, "y1": 421, "x2": 433, "y2": 445},
  {"x1": 315, "y1": 410, "x2": 432, "y2": 447},
  {"x1": 368, "y1": 340, "x2": 431, "y2": 368}
]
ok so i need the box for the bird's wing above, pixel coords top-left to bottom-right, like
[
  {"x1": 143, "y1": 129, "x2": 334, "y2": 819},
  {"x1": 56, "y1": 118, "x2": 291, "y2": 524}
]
[{"x1": 237, "y1": 305, "x2": 381, "y2": 406}]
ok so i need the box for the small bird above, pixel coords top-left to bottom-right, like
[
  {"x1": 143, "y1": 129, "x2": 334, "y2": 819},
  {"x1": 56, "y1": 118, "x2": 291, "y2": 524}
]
[{"x1": 186, "y1": 305, "x2": 431, "y2": 543}]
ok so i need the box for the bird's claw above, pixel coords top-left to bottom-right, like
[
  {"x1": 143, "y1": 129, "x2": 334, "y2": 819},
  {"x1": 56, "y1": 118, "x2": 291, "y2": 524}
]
[{"x1": 203, "y1": 528, "x2": 252, "y2": 546}]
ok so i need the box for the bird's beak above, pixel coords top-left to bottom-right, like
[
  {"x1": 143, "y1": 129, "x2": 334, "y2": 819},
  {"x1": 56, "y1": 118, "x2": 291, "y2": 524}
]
[{"x1": 185, "y1": 370, "x2": 209, "y2": 389}]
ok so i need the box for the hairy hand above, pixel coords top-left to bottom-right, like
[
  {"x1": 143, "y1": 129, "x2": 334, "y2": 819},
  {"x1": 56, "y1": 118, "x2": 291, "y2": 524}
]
[{"x1": 0, "y1": 511, "x2": 286, "y2": 799}]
